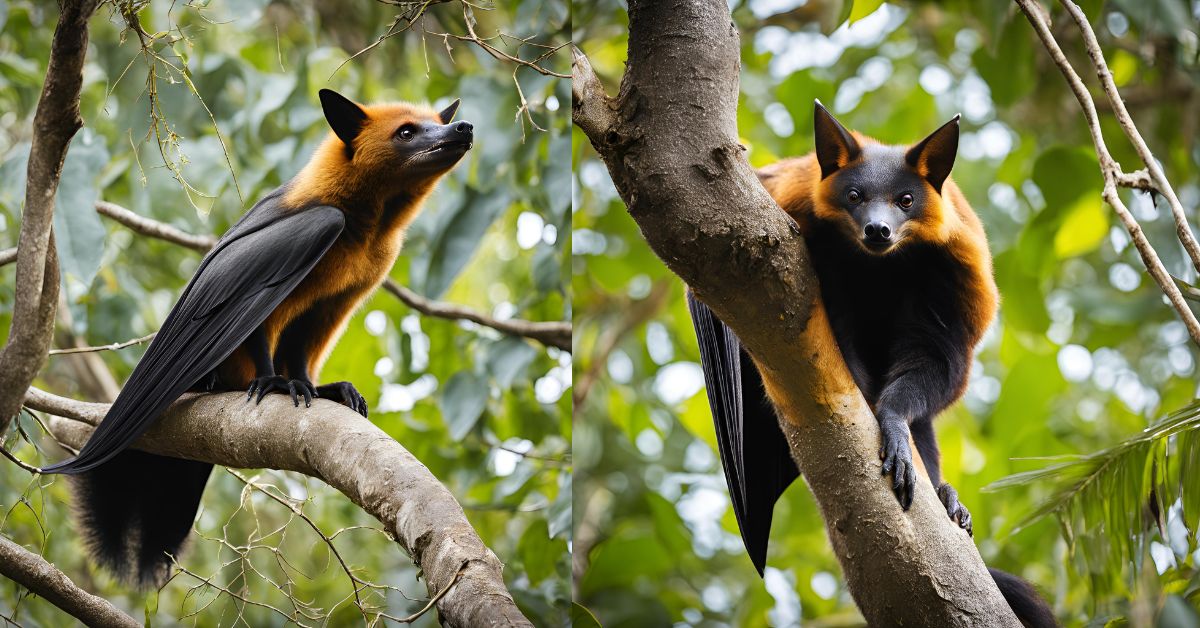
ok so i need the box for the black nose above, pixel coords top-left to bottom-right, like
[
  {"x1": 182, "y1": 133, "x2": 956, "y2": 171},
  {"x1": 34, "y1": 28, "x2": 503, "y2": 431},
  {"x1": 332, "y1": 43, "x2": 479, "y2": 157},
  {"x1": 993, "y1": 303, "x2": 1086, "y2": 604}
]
[
  {"x1": 864, "y1": 221, "x2": 891, "y2": 242},
  {"x1": 454, "y1": 121, "x2": 473, "y2": 136}
]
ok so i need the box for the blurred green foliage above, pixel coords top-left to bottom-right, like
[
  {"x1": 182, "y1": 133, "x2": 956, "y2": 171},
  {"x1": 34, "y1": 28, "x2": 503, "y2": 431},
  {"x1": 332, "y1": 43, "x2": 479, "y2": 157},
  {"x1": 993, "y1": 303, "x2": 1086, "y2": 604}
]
[
  {"x1": 574, "y1": 0, "x2": 1200, "y2": 625},
  {"x1": 0, "y1": 0, "x2": 570, "y2": 625}
]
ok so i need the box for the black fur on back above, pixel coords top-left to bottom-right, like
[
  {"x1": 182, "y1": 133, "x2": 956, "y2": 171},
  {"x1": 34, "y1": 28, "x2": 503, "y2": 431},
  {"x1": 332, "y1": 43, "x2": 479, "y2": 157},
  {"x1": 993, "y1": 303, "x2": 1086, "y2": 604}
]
[
  {"x1": 989, "y1": 568, "x2": 1057, "y2": 627},
  {"x1": 71, "y1": 449, "x2": 212, "y2": 587}
]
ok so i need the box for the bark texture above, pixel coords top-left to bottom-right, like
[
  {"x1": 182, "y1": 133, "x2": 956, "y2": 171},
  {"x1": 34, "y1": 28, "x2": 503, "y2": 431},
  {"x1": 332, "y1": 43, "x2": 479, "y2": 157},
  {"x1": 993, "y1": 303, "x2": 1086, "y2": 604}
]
[
  {"x1": 0, "y1": 0, "x2": 99, "y2": 432},
  {"x1": 572, "y1": 0, "x2": 1020, "y2": 623},
  {"x1": 23, "y1": 387, "x2": 531, "y2": 627}
]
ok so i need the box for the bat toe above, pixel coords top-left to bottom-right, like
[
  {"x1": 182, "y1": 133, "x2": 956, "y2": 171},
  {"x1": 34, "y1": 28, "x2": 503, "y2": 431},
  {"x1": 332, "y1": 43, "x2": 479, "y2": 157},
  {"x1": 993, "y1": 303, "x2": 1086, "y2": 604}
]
[
  {"x1": 938, "y1": 483, "x2": 973, "y2": 536},
  {"x1": 315, "y1": 381, "x2": 369, "y2": 417}
]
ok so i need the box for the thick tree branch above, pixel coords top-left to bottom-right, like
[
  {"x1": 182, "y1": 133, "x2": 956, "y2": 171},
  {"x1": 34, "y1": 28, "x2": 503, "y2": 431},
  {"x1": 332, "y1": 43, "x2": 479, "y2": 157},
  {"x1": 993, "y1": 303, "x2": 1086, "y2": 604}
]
[
  {"x1": 0, "y1": 535, "x2": 140, "y2": 628},
  {"x1": 0, "y1": 0, "x2": 100, "y2": 433},
  {"x1": 1015, "y1": 0, "x2": 1200, "y2": 348},
  {"x1": 573, "y1": 1, "x2": 1019, "y2": 623},
  {"x1": 22, "y1": 386, "x2": 532, "y2": 627}
]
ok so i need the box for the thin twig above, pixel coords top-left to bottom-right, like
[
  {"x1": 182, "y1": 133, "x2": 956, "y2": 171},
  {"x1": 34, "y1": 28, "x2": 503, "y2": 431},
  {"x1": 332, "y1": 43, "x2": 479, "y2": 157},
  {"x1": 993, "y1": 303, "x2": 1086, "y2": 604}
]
[
  {"x1": 1016, "y1": 0, "x2": 1200, "y2": 347},
  {"x1": 377, "y1": 563, "x2": 465, "y2": 624},
  {"x1": 1057, "y1": 0, "x2": 1200, "y2": 275},
  {"x1": 383, "y1": 280, "x2": 571, "y2": 351},
  {"x1": 47, "y1": 332, "x2": 157, "y2": 355}
]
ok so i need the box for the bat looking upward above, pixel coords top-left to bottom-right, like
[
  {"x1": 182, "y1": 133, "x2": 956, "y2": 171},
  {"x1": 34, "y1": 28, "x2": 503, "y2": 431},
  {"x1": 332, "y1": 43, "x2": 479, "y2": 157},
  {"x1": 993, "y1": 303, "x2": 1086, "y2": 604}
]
[{"x1": 39, "y1": 89, "x2": 473, "y2": 586}]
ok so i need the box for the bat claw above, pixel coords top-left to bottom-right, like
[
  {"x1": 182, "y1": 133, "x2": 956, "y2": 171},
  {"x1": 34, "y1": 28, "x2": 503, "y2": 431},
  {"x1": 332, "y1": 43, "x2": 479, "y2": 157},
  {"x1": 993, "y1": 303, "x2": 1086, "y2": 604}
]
[
  {"x1": 879, "y1": 420, "x2": 915, "y2": 511},
  {"x1": 316, "y1": 381, "x2": 369, "y2": 418},
  {"x1": 247, "y1": 376, "x2": 317, "y2": 409},
  {"x1": 938, "y1": 483, "x2": 973, "y2": 536}
]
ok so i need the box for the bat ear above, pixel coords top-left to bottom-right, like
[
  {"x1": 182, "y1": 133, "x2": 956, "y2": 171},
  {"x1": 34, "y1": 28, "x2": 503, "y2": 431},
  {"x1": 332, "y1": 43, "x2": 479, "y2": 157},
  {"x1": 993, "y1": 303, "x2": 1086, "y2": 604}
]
[
  {"x1": 319, "y1": 89, "x2": 369, "y2": 148},
  {"x1": 813, "y1": 100, "x2": 861, "y2": 179},
  {"x1": 906, "y1": 114, "x2": 960, "y2": 193},
  {"x1": 438, "y1": 98, "x2": 461, "y2": 124}
]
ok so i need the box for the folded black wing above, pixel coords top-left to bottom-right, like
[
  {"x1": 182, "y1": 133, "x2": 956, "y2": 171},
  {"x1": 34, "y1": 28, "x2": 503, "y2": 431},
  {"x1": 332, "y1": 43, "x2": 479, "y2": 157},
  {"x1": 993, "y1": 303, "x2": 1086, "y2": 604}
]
[
  {"x1": 686, "y1": 290, "x2": 800, "y2": 575},
  {"x1": 42, "y1": 201, "x2": 345, "y2": 474}
]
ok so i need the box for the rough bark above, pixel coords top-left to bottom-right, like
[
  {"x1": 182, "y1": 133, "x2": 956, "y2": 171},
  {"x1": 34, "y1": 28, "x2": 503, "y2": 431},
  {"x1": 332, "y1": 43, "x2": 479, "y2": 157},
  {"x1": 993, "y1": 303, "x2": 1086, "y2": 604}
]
[
  {"x1": 0, "y1": 536, "x2": 140, "y2": 627},
  {"x1": 0, "y1": 0, "x2": 99, "y2": 433},
  {"x1": 23, "y1": 387, "x2": 531, "y2": 628},
  {"x1": 572, "y1": 1, "x2": 1020, "y2": 624}
]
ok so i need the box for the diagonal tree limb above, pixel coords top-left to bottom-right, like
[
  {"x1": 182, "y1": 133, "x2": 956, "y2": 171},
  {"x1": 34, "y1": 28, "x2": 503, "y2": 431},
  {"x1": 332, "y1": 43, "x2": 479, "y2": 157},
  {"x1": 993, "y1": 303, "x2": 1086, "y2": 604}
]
[
  {"x1": 572, "y1": 0, "x2": 1019, "y2": 623},
  {"x1": 22, "y1": 386, "x2": 532, "y2": 627},
  {"x1": 0, "y1": 0, "x2": 101, "y2": 433},
  {"x1": 1015, "y1": 0, "x2": 1200, "y2": 348},
  {"x1": 1055, "y1": 0, "x2": 1200, "y2": 276},
  {"x1": 0, "y1": 535, "x2": 140, "y2": 628}
]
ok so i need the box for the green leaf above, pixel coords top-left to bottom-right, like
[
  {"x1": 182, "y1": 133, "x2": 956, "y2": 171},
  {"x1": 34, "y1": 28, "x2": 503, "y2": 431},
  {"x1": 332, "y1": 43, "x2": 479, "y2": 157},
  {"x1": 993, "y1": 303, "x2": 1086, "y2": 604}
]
[
  {"x1": 53, "y1": 129, "x2": 109, "y2": 291},
  {"x1": 420, "y1": 186, "x2": 511, "y2": 298},
  {"x1": 570, "y1": 603, "x2": 603, "y2": 628},
  {"x1": 1053, "y1": 195, "x2": 1108, "y2": 258},
  {"x1": 847, "y1": 0, "x2": 884, "y2": 24},
  {"x1": 518, "y1": 518, "x2": 560, "y2": 586},
  {"x1": 439, "y1": 371, "x2": 489, "y2": 441},
  {"x1": 486, "y1": 336, "x2": 538, "y2": 388}
]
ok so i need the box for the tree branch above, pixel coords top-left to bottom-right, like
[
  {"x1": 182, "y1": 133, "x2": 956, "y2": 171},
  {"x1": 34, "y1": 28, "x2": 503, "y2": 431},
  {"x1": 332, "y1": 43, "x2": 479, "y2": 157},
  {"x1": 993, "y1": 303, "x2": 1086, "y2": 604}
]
[
  {"x1": 1015, "y1": 0, "x2": 1200, "y2": 348},
  {"x1": 572, "y1": 0, "x2": 1019, "y2": 623},
  {"x1": 94, "y1": 200, "x2": 216, "y2": 252},
  {"x1": 382, "y1": 279, "x2": 570, "y2": 351},
  {"x1": 0, "y1": 0, "x2": 101, "y2": 433},
  {"x1": 0, "y1": 535, "x2": 140, "y2": 628},
  {"x1": 1056, "y1": 0, "x2": 1200, "y2": 275},
  {"x1": 22, "y1": 386, "x2": 532, "y2": 627}
]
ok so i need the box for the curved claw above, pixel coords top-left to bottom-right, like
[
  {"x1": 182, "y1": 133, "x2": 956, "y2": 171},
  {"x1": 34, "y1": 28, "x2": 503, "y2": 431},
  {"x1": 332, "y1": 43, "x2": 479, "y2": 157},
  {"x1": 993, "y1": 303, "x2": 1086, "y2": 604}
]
[
  {"x1": 246, "y1": 376, "x2": 317, "y2": 408},
  {"x1": 316, "y1": 381, "x2": 369, "y2": 418},
  {"x1": 879, "y1": 420, "x2": 915, "y2": 510},
  {"x1": 938, "y1": 483, "x2": 973, "y2": 536}
]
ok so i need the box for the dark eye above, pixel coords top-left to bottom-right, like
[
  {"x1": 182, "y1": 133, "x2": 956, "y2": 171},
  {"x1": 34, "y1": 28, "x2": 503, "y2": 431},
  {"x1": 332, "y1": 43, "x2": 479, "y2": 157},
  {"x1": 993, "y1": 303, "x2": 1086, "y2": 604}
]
[
  {"x1": 898, "y1": 193, "x2": 914, "y2": 209},
  {"x1": 397, "y1": 124, "x2": 417, "y2": 141},
  {"x1": 847, "y1": 188, "x2": 862, "y2": 204}
]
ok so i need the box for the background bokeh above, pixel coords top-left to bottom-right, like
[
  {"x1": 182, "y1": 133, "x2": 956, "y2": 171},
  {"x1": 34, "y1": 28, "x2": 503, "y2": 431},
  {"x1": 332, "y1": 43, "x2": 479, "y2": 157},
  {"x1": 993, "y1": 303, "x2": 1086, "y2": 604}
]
[
  {"x1": 0, "y1": 0, "x2": 570, "y2": 625},
  {"x1": 573, "y1": 0, "x2": 1200, "y2": 624}
]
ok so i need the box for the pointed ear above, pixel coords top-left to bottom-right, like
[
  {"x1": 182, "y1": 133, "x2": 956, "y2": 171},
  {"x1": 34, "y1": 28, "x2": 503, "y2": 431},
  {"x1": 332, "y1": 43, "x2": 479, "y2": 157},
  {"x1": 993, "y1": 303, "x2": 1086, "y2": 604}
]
[
  {"x1": 438, "y1": 99, "x2": 461, "y2": 124},
  {"x1": 319, "y1": 89, "x2": 369, "y2": 148},
  {"x1": 906, "y1": 115, "x2": 960, "y2": 193},
  {"x1": 813, "y1": 100, "x2": 861, "y2": 179}
]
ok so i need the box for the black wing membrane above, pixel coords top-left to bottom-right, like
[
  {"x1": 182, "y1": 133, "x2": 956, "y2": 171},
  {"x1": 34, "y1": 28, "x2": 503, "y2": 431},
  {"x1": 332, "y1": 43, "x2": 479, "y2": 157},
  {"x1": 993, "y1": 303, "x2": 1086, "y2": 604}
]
[
  {"x1": 41, "y1": 199, "x2": 345, "y2": 474},
  {"x1": 686, "y1": 290, "x2": 800, "y2": 575}
]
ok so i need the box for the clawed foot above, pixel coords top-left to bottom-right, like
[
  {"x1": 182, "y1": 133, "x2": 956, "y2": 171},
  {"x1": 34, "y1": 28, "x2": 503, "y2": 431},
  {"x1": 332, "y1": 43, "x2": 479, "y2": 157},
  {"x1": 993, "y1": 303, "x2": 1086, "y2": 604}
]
[
  {"x1": 938, "y1": 483, "x2": 973, "y2": 536},
  {"x1": 316, "y1": 381, "x2": 368, "y2": 417},
  {"x1": 879, "y1": 420, "x2": 916, "y2": 510},
  {"x1": 246, "y1": 375, "x2": 316, "y2": 408}
]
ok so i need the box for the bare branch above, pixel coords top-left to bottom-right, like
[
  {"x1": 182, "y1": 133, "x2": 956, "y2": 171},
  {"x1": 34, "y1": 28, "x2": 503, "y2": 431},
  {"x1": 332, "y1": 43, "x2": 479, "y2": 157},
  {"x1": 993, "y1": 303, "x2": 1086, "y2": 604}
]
[
  {"x1": 22, "y1": 386, "x2": 532, "y2": 627},
  {"x1": 382, "y1": 279, "x2": 571, "y2": 351},
  {"x1": 0, "y1": 247, "x2": 15, "y2": 266},
  {"x1": 1015, "y1": 0, "x2": 1200, "y2": 347},
  {"x1": 0, "y1": 0, "x2": 101, "y2": 433},
  {"x1": 0, "y1": 535, "x2": 140, "y2": 627},
  {"x1": 48, "y1": 332, "x2": 157, "y2": 356},
  {"x1": 1056, "y1": 0, "x2": 1200, "y2": 274},
  {"x1": 94, "y1": 200, "x2": 217, "y2": 252}
]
